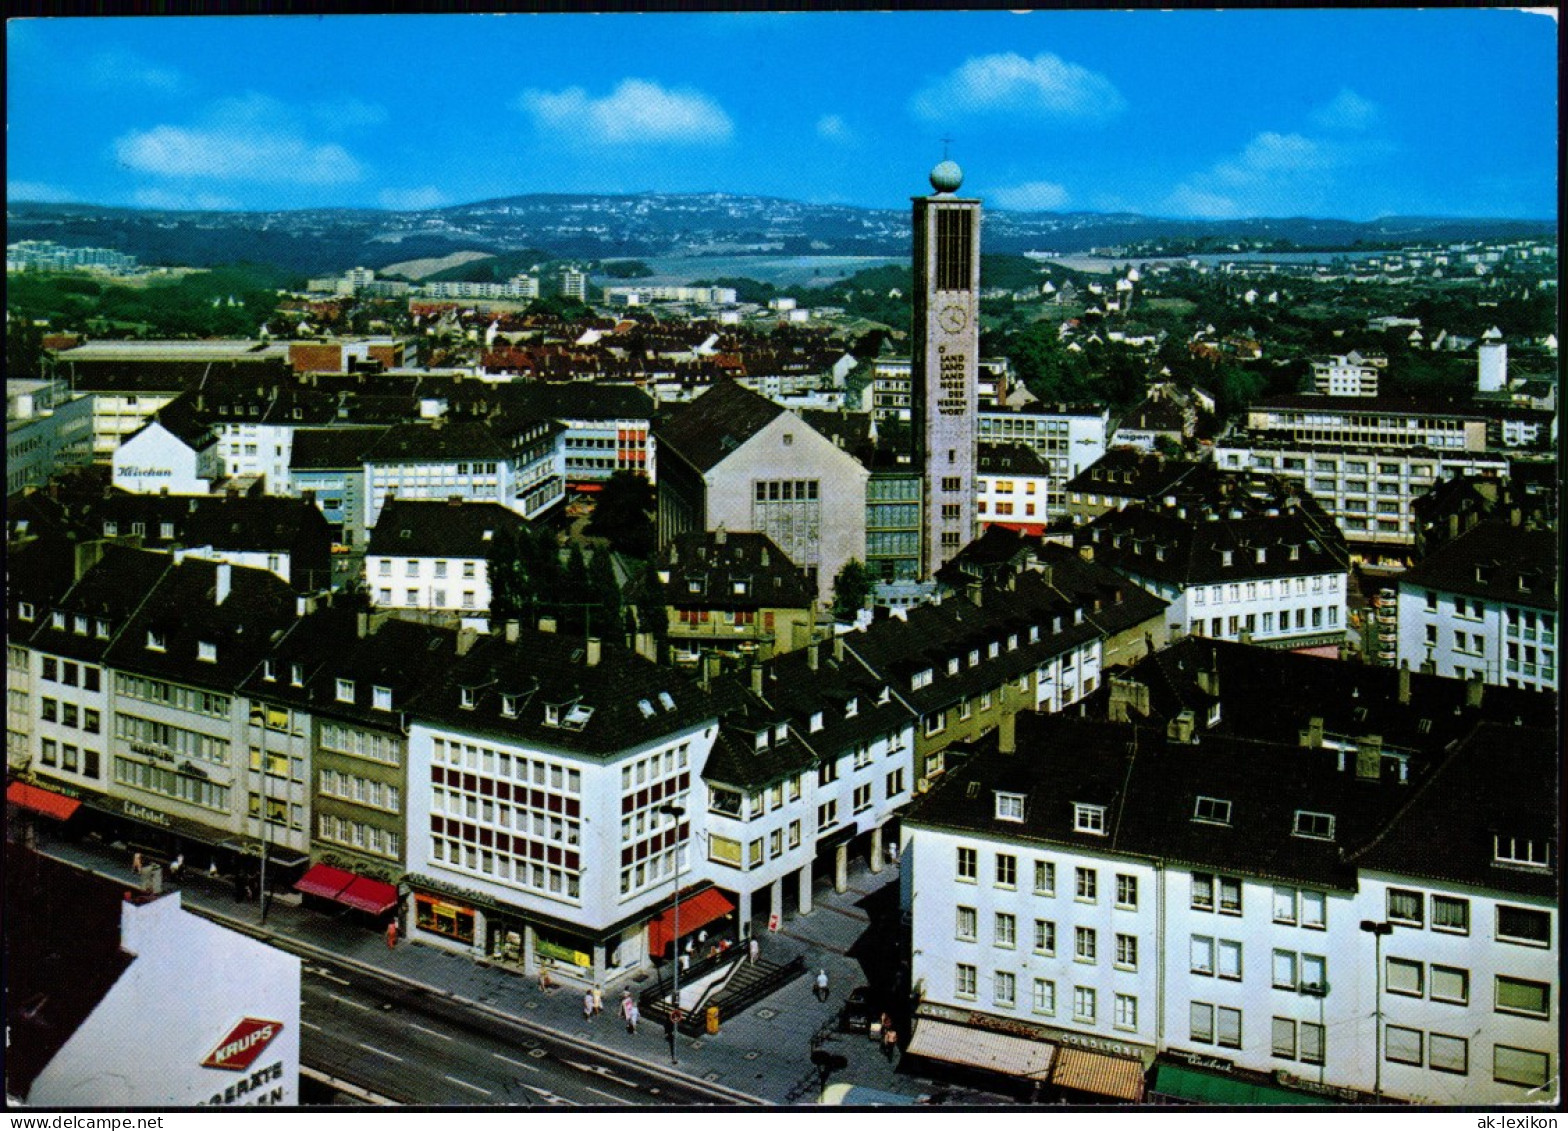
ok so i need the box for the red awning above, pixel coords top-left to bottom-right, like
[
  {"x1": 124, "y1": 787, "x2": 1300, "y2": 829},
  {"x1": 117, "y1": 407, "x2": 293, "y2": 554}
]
[
  {"x1": 648, "y1": 888, "x2": 735, "y2": 953},
  {"x1": 294, "y1": 863, "x2": 356, "y2": 900},
  {"x1": 338, "y1": 875, "x2": 398, "y2": 916},
  {"x1": 7, "y1": 781, "x2": 81, "y2": 821},
  {"x1": 994, "y1": 522, "x2": 1048, "y2": 537}
]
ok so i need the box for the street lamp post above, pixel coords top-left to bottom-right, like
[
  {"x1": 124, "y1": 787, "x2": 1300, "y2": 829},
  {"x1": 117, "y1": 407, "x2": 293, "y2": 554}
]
[
  {"x1": 1360, "y1": 919, "x2": 1394, "y2": 1099},
  {"x1": 658, "y1": 803, "x2": 685, "y2": 1066}
]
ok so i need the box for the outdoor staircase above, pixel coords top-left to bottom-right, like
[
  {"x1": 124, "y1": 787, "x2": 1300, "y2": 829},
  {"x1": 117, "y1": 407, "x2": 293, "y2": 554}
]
[{"x1": 640, "y1": 951, "x2": 807, "y2": 1035}]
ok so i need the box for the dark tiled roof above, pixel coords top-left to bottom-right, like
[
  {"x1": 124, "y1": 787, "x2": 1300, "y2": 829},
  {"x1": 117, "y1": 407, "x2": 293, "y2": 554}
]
[
  {"x1": 1063, "y1": 449, "x2": 1201, "y2": 499},
  {"x1": 102, "y1": 557, "x2": 300, "y2": 692},
  {"x1": 1117, "y1": 397, "x2": 1187, "y2": 433},
  {"x1": 290, "y1": 426, "x2": 390, "y2": 470},
  {"x1": 906, "y1": 712, "x2": 1407, "y2": 891},
  {"x1": 1085, "y1": 635, "x2": 1556, "y2": 765},
  {"x1": 362, "y1": 420, "x2": 511, "y2": 464},
  {"x1": 1252, "y1": 393, "x2": 1487, "y2": 419},
  {"x1": 60, "y1": 356, "x2": 289, "y2": 394},
  {"x1": 22, "y1": 545, "x2": 173, "y2": 664},
  {"x1": 798, "y1": 409, "x2": 875, "y2": 465},
  {"x1": 656, "y1": 531, "x2": 815, "y2": 611},
  {"x1": 653, "y1": 380, "x2": 785, "y2": 473},
  {"x1": 367, "y1": 498, "x2": 531, "y2": 559},
  {"x1": 416, "y1": 629, "x2": 716, "y2": 757},
  {"x1": 1350, "y1": 722, "x2": 1557, "y2": 899},
  {"x1": 1399, "y1": 522, "x2": 1557, "y2": 611},
  {"x1": 481, "y1": 380, "x2": 654, "y2": 422},
  {"x1": 978, "y1": 443, "x2": 1051, "y2": 478},
  {"x1": 146, "y1": 394, "x2": 218, "y2": 450}
]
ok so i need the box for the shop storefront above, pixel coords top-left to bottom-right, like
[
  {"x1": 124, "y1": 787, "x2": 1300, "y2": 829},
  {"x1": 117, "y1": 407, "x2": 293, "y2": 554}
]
[
  {"x1": 293, "y1": 862, "x2": 398, "y2": 920},
  {"x1": 414, "y1": 892, "x2": 478, "y2": 946}
]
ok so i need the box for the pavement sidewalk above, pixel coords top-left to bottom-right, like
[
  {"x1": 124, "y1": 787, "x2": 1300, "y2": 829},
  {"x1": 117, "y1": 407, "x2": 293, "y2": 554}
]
[{"x1": 37, "y1": 830, "x2": 936, "y2": 1105}]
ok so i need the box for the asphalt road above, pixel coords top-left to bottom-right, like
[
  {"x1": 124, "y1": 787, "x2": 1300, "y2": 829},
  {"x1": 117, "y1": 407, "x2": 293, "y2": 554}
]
[{"x1": 297, "y1": 953, "x2": 745, "y2": 1106}]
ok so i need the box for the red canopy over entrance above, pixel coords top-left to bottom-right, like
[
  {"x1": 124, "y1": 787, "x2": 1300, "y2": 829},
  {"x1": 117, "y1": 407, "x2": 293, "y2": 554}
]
[
  {"x1": 6, "y1": 781, "x2": 81, "y2": 821},
  {"x1": 295, "y1": 863, "x2": 398, "y2": 916},
  {"x1": 647, "y1": 888, "x2": 735, "y2": 954}
]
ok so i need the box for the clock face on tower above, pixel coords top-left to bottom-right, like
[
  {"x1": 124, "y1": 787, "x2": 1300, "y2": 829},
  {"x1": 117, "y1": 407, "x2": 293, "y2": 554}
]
[{"x1": 937, "y1": 303, "x2": 968, "y2": 333}]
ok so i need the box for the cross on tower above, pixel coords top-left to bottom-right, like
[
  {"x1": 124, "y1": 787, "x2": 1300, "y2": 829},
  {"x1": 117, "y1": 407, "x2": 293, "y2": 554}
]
[{"x1": 940, "y1": 135, "x2": 954, "y2": 159}]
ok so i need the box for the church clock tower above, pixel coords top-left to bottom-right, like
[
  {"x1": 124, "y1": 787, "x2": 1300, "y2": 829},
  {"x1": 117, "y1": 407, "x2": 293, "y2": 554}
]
[{"x1": 912, "y1": 159, "x2": 981, "y2": 576}]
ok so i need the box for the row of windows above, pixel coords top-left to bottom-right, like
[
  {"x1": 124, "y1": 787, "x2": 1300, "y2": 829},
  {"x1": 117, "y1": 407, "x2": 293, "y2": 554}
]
[
  {"x1": 953, "y1": 965, "x2": 1137, "y2": 1030},
  {"x1": 318, "y1": 813, "x2": 400, "y2": 860},
  {"x1": 115, "y1": 755, "x2": 230, "y2": 812},
  {"x1": 709, "y1": 821, "x2": 805, "y2": 869},
  {"x1": 320, "y1": 769, "x2": 401, "y2": 814},
  {"x1": 39, "y1": 657, "x2": 103, "y2": 690},
  {"x1": 433, "y1": 735, "x2": 584, "y2": 795},
  {"x1": 39, "y1": 698, "x2": 101, "y2": 734},
  {"x1": 377, "y1": 558, "x2": 479, "y2": 579},
  {"x1": 319, "y1": 723, "x2": 402, "y2": 765},
  {"x1": 39, "y1": 738, "x2": 101, "y2": 779},
  {"x1": 431, "y1": 836, "x2": 581, "y2": 900},
  {"x1": 1193, "y1": 576, "x2": 1338, "y2": 605},
  {"x1": 1189, "y1": 606, "x2": 1339, "y2": 637},
  {"x1": 114, "y1": 672, "x2": 231, "y2": 718},
  {"x1": 431, "y1": 786, "x2": 579, "y2": 846},
  {"x1": 115, "y1": 713, "x2": 230, "y2": 766}
]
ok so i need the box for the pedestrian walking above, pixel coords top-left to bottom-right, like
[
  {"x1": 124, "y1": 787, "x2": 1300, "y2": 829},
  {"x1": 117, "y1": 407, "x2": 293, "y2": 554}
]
[
  {"x1": 621, "y1": 991, "x2": 633, "y2": 1026},
  {"x1": 748, "y1": 937, "x2": 760, "y2": 965},
  {"x1": 583, "y1": 990, "x2": 595, "y2": 1020},
  {"x1": 539, "y1": 968, "x2": 552, "y2": 992},
  {"x1": 882, "y1": 1024, "x2": 899, "y2": 1059},
  {"x1": 627, "y1": 999, "x2": 640, "y2": 1034},
  {"x1": 591, "y1": 987, "x2": 603, "y2": 1017},
  {"x1": 169, "y1": 853, "x2": 184, "y2": 879},
  {"x1": 814, "y1": 968, "x2": 830, "y2": 1002},
  {"x1": 131, "y1": 852, "x2": 143, "y2": 875},
  {"x1": 385, "y1": 920, "x2": 399, "y2": 950}
]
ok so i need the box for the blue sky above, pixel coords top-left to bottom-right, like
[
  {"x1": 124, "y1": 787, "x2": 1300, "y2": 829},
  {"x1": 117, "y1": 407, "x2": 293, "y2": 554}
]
[{"x1": 6, "y1": 10, "x2": 1558, "y2": 220}]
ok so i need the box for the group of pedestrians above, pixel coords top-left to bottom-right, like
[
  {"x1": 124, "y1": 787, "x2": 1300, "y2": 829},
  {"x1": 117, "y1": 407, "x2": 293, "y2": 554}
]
[{"x1": 581, "y1": 987, "x2": 606, "y2": 1020}]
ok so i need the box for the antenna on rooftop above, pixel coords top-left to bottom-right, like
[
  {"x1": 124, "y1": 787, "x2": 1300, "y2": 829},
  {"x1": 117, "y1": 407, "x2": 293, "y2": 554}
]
[{"x1": 940, "y1": 135, "x2": 955, "y2": 160}]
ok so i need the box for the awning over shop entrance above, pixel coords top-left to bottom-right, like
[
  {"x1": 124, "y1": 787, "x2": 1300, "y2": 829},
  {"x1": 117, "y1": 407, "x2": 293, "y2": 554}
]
[
  {"x1": 7, "y1": 781, "x2": 82, "y2": 821},
  {"x1": 1149, "y1": 1062, "x2": 1335, "y2": 1106},
  {"x1": 647, "y1": 888, "x2": 734, "y2": 953},
  {"x1": 295, "y1": 864, "x2": 399, "y2": 915},
  {"x1": 1050, "y1": 1046, "x2": 1147, "y2": 1102},
  {"x1": 904, "y1": 1019, "x2": 1056, "y2": 1081}
]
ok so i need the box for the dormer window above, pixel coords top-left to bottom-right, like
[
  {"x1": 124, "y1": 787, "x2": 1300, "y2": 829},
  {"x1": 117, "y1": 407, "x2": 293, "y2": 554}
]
[
  {"x1": 1293, "y1": 811, "x2": 1335, "y2": 841},
  {"x1": 658, "y1": 691, "x2": 676, "y2": 712},
  {"x1": 1494, "y1": 835, "x2": 1551, "y2": 871},
  {"x1": 995, "y1": 792, "x2": 1026, "y2": 822},
  {"x1": 1220, "y1": 550, "x2": 1233, "y2": 567},
  {"x1": 1007, "y1": 634, "x2": 1018, "y2": 651},
  {"x1": 845, "y1": 698, "x2": 858, "y2": 718},
  {"x1": 1028, "y1": 626, "x2": 1039, "y2": 644},
  {"x1": 1255, "y1": 547, "x2": 1266, "y2": 564},
  {"x1": 1193, "y1": 796, "x2": 1232, "y2": 826},
  {"x1": 688, "y1": 581, "x2": 702, "y2": 593},
  {"x1": 638, "y1": 698, "x2": 656, "y2": 719},
  {"x1": 774, "y1": 723, "x2": 788, "y2": 743},
  {"x1": 1289, "y1": 545, "x2": 1301, "y2": 561},
  {"x1": 1074, "y1": 608, "x2": 1084, "y2": 624},
  {"x1": 373, "y1": 686, "x2": 393, "y2": 712},
  {"x1": 335, "y1": 678, "x2": 355, "y2": 703},
  {"x1": 987, "y1": 642, "x2": 999, "y2": 660},
  {"x1": 197, "y1": 641, "x2": 217, "y2": 663},
  {"x1": 500, "y1": 693, "x2": 518, "y2": 718},
  {"x1": 810, "y1": 711, "x2": 824, "y2": 733},
  {"x1": 968, "y1": 650, "x2": 980, "y2": 667},
  {"x1": 17, "y1": 602, "x2": 34, "y2": 622},
  {"x1": 146, "y1": 630, "x2": 166, "y2": 652},
  {"x1": 461, "y1": 688, "x2": 476, "y2": 710},
  {"x1": 94, "y1": 619, "x2": 110, "y2": 639},
  {"x1": 947, "y1": 658, "x2": 959, "y2": 676},
  {"x1": 289, "y1": 663, "x2": 303, "y2": 687},
  {"x1": 754, "y1": 731, "x2": 769, "y2": 751},
  {"x1": 912, "y1": 669, "x2": 933, "y2": 690},
  {"x1": 1074, "y1": 804, "x2": 1106, "y2": 835},
  {"x1": 160, "y1": 522, "x2": 175, "y2": 539},
  {"x1": 74, "y1": 616, "x2": 89, "y2": 636},
  {"x1": 263, "y1": 660, "x2": 277, "y2": 682},
  {"x1": 52, "y1": 611, "x2": 66, "y2": 630},
  {"x1": 104, "y1": 521, "x2": 118, "y2": 537},
  {"x1": 733, "y1": 582, "x2": 747, "y2": 595}
]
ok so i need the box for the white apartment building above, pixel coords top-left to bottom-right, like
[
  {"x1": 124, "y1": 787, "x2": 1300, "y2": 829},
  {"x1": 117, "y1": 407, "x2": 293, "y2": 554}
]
[
  {"x1": 402, "y1": 629, "x2": 718, "y2": 988},
  {"x1": 1395, "y1": 523, "x2": 1557, "y2": 692},
  {"x1": 901, "y1": 713, "x2": 1559, "y2": 1106},
  {"x1": 977, "y1": 406, "x2": 1108, "y2": 519},
  {"x1": 977, "y1": 445, "x2": 1054, "y2": 534},
  {"x1": 1214, "y1": 441, "x2": 1508, "y2": 551},
  {"x1": 361, "y1": 419, "x2": 565, "y2": 529},
  {"x1": 364, "y1": 499, "x2": 530, "y2": 623},
  {"x1": 111, "y1": 415, "x2": 222, "y2": 496},
  {"x1": 1312, "y1": 353, "x2": 1384, "y2": 397}
]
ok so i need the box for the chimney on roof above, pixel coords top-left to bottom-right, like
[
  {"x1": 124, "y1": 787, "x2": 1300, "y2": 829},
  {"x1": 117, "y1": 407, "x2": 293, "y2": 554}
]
[
  {"x1": 1299, "y1": 716, "x2": 1324, "y2": 748},
  {"x1": 505, "y1": 619, "x2": 521, "y2": 644},
  {"x1": 586, "y1": 636, "x2": 602, "y2": 667},
  {"x1": 1355, "y1": 736, "x2": 1382, "y2": 781},
  {"x1": 539, "y1": 616, "x2": 557, "y2": 634},
  {"x1": 634, "y1": 631, "x2": 657, "y2": 663},
  {"x1": 832, "y1": 634, "x2": 844, "y2": 662},
  {"x1": 1107, "y1": 676, "x2": 1150, "y2": 724},
  {"x1": 715, "y1": 526, "x2": 727, "y2": 546},
  {"x1": 701, "y1": 651, "x2": 721, "y2": 689},
  {"x1": 215, "y1": 561, "x2": 232, "y2": 606},
  {"x1": 998, "y1": 710, "x2": 1017, "y2": 755},
  {"x1": 807, "y1": 641, "x2": 819, "y2": 671},
  {"x1": 1465, "y1": 674, "x2": 1484, "y2": 708},
  {"x1": 457, "y1": 627, "x2": 479, "y2": 655},
  {"x1": 967, "y1": 580, "x2": 983, "y2": 607},
  {"x1": 1397, "y1": 661, "x2": 1411, "y2": 705},
  {"x1": 73, "y1": 539, "x2": 105, "y2": 582},
  {"x1": 1167, "y1": 710, "x2": 1196, "y2": 744},
  {"x1": 1078, "y1": 545, "x2": 1094, "y2": 563},
  {"x1": 751, "y1": 663, "x2": 764, "y2": 697},
  {"x1": 1195, "y1": 661, "x2": 1219, "y2": 698}
]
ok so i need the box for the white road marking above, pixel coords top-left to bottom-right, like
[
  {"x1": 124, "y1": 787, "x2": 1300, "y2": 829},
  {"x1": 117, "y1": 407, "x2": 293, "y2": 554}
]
[
  {"x1": 359, "y1": 1043, "x2": 403, "y2": 1062},
  {"x1": 444, "y1": 1075, "x2": 493, "y2": 1097},
  {"x1": 329, "y1": 993, "x2": 374, "y2": 1012},
  {"x1": 312, "y1": 968, "x2": 351, "y2": 986},
  {"x1": 410, "y1": 1023, "x2": 452, "y2": 1041},
  {"x1": 583, "y1": 1086, "x2": 626, "y2": 1104},
  {"x1": 301, "y1": 1020, "x2": 322, "y2": 1031},
  {"x1": 492, "y1": 1052, "x2": 542, "y2": 1073}
]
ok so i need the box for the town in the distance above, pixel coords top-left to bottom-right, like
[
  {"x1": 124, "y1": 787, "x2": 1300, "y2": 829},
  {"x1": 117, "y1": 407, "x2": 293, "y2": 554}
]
[{"x1": 5, "y1": 161, "x2": 1559, "y2": 1110}]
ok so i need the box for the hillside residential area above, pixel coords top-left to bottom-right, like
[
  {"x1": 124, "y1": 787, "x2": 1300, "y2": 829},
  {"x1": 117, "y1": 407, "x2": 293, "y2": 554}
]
[{"x1": 7, "y1": 161, "x2": 1559, "y2": 1108}]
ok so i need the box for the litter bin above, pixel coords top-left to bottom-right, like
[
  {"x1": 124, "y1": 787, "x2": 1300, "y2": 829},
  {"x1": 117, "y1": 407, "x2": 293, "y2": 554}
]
[{"x1": 706, "y1": 1005, "x2": 720, "y2": 1034}]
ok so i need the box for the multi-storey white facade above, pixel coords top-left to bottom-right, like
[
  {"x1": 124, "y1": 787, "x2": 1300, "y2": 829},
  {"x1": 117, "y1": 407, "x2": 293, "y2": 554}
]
[
  {"x1": 1312, "y1": 354, "x2": 1383, "y2": 397},
  {"x1": 1214, "y1": 441, "x2": 1508, "y2": 550},
  {"x1": 977, "y1": 407, "x2": 1108, "y2": 519}
]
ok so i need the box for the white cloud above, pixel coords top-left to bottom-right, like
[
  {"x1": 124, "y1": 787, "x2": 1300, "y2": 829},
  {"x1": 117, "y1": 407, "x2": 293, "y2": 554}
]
[
  {"x1": 85, "y1": 49, "x2": 184, "y2": 94},
  {"x1": 131, "y1": 187, "x2": 240, "y2": 211},
  {"x1": 910, "y1": 52, "x2": 1125, "y2": 124},
  {"x1": 816, "y1": 114, "x2": 855, "y2": 145},
  {"x1": 991, "y1": 180, "x2": 1070, "y2": 211},
  {"x1": 8, "y1": 181, "x2": 75, "y2": 203},
  {"x1": 1161, "y1": 131, "x2": 1350, "y2": 218},
  {"x1": 379, "y1": 186, "x2": 446, "y2": 211},
  {"x1": 1310, "y1": 88, "x2": 1380, "y2": 132},
  {"x1": 516, "y1": 79, "x2": 733, "y2": 145},
  {"x1": 114, "y1": 124, "x2": 362, "y2": 185},
  {"x1": 1159, "y1": 185, "x2": 1241, "y2": 221}
]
